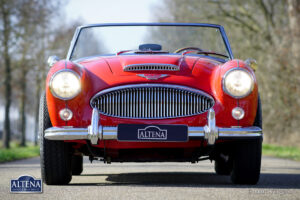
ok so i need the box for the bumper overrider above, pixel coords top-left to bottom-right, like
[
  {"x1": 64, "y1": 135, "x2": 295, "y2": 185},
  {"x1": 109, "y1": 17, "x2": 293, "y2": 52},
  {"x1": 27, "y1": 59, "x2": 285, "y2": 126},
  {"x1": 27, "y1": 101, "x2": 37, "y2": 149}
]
[{"x1": 44, "y1": 108, "x2": 262, "y2": 145}]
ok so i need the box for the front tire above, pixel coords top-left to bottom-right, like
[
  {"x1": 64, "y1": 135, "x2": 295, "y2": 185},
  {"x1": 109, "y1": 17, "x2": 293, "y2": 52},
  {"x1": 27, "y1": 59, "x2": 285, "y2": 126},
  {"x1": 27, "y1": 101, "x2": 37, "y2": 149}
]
[
  {"x1": 72, "y1": 155, "x2": 83, "y2": 175},
  {"x1": 230, "y1": 139, "x2": 262, "y2": 184},
  {"x1": 39, "y1": 93, "x2": 72, "y2": 185},
  {"x1": 214, "y1": 155, "x2": 232, "y2": 175},
  {"x1": 230, "y1": 95, "x2": 262, "y2": 184}
]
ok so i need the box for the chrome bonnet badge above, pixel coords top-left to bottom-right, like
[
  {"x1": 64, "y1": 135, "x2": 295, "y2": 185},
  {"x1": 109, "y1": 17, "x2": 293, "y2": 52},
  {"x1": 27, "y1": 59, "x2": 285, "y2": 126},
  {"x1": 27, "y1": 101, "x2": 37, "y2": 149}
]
[{"x1": 137, "y1": 74, "x2": 169, "y2": 80}]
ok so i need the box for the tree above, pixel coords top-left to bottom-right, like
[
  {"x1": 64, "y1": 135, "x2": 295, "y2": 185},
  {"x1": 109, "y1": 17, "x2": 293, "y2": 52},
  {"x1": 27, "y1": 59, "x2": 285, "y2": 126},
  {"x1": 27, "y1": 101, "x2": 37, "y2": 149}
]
[
  {"x1": 0, "y1": 0, "x2": 71, "y2": 148},
  {"x1": 153, "y1": 0, "x2": 300, "y2": 146},
  {"x1": 14, "y1": 0, "x2": 60, "y2": 146},
  {"x1": 0, "y1": 0, "x2": 15, "y2": 148}
]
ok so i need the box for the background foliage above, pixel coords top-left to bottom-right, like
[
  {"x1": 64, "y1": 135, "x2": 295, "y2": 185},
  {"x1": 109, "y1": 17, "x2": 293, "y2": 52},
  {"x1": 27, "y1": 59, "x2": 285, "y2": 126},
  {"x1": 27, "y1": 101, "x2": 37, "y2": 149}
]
[
  {"x1": 153, "y1": 0, "x2": 300, "y2": 146},
  {"x1": 0, "y1": 0, "x2": 81, "y2": 148}
]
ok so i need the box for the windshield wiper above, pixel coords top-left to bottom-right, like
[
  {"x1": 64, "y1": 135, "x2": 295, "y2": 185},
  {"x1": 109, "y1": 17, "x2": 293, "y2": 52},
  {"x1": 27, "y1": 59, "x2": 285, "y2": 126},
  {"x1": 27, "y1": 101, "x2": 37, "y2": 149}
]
[
  {"x1": 197, "y1": 51, "x2": 228, "y2": 58},
  {"x1": 182, "y1": 50, "x2": 228, "y2": 58},
  {"x1": 116, "y1": 50, "x2": 169, "y2": 56},
  {"x1": 135, "y1": 50, "x2": 169, "y2": 54}
]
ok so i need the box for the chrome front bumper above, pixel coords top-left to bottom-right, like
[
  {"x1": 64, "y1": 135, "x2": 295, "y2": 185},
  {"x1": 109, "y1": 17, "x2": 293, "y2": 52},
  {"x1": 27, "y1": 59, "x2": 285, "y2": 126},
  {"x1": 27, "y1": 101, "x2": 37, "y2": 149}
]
[{"x1": 44, "y1": 108, "x2": 262, "y2": 145}]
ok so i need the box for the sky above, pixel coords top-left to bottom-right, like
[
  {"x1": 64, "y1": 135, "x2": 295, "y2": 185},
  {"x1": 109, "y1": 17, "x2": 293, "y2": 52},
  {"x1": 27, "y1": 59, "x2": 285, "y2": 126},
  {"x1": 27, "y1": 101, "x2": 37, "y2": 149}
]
[
  {"x1": 64, "y1": 0, "x2": 162, "y2": 57},
  {"x1": 65, "y1": 0, "x2": 161, "y2": 24}
]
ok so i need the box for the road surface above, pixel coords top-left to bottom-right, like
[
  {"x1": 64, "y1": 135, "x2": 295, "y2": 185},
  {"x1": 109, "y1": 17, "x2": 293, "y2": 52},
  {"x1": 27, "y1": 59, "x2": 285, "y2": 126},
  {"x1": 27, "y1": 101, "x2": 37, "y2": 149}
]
[{"x1": 0, "y1": 156, "x2": 299, "y2": 200}]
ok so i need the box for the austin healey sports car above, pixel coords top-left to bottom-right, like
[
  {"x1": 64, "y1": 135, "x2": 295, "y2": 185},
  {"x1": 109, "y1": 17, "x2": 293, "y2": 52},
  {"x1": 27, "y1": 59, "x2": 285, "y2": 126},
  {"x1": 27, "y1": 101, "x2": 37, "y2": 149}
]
[{"x1": 40, "y1": 23, "x2": 262, "y2": 185}]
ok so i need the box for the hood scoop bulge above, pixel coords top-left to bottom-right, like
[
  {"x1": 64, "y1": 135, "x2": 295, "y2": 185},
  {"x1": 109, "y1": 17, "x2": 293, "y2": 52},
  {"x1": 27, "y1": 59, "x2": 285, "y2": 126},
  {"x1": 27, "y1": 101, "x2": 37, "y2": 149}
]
[{"x1": 123, "y1": 63, "x2": 180, "y2": 72}]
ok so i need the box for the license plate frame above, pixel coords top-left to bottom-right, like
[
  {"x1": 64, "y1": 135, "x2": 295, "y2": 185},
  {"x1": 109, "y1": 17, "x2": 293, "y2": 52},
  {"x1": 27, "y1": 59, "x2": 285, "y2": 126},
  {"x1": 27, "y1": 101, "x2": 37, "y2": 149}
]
[{"x1": 117, "y1": 124, "x2": 188, "y2": 142}]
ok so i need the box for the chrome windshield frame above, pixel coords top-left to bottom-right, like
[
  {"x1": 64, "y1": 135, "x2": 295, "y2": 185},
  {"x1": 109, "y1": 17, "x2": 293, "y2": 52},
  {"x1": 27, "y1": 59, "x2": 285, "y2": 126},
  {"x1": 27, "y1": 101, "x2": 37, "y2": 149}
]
[{"x1": 66, "y1": 23, "x2": 234, "y2": 61}]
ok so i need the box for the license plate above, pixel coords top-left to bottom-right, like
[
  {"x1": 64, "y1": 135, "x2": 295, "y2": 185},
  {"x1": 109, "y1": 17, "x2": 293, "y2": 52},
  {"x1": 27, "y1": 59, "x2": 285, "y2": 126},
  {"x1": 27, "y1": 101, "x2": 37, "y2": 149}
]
[{"x1": 117, "y1": 124, "x2": 188, "y2": 142}]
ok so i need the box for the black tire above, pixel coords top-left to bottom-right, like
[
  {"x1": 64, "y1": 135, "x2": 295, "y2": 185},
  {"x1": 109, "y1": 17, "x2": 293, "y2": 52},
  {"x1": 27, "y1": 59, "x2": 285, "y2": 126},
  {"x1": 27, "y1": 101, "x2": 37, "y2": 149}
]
[
  {"x1": 39, "y1": 92, "x2": 72, "y2": 185},
  {"x1": 230, "y1": 95, "x2": 262, "y2": 184},
  {"x1": 230, "y1": 139, "x2": 262, "y2": 184},
  {"x1": 214, "y1": 155, "x2": 232, "y2": 175},
  {"x1": 72, "y1": 155, "x2": 83, "y2": 175}
]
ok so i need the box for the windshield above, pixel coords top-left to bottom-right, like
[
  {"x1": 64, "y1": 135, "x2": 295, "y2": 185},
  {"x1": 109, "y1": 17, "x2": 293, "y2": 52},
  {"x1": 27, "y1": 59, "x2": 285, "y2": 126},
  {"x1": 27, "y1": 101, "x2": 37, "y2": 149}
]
[{"x1": 69, "y1": 24, "x2": 232, "y2": 61}]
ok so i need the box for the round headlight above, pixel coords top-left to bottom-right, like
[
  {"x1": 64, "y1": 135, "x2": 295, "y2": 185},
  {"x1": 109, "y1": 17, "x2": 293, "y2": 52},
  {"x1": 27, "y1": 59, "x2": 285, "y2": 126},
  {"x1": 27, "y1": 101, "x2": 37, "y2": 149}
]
[
  {"x1": 50, "y1": 70, "x2": 81, "y2": 100},
  {"x1": 223, "y1": 68, "x2": 254, "y2": 98}
]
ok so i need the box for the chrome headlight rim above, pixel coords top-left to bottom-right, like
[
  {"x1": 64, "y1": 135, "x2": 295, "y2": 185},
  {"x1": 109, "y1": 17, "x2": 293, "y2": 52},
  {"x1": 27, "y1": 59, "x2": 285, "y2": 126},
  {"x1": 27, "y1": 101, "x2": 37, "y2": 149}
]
[
  {"x1": 222, "y1": 68, "x2": 254, "y2": 99},
  {"x1": 49, "y1": 69, "x2": 81, "y2": 100}
]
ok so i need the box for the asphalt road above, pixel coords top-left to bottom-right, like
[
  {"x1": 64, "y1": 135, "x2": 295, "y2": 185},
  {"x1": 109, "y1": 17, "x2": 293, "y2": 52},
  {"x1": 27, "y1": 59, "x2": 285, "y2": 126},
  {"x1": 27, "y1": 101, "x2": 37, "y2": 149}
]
[{"x1": 0, "y1": 156, "x2": 299, "y2": 200}]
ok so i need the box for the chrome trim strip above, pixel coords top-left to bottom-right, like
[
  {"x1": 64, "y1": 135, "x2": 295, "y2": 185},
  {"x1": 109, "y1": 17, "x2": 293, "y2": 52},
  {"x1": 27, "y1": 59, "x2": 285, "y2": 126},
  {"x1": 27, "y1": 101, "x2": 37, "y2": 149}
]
[
  {"x1": 90, "y1": 84, "x2": 215, "y2": 119},
  {"x1": 44, "y1": 128, "x2": 89, "y2": 140},
  {"x1": 44, "y1": 126, "x2": 262, "y2": 141},
  {"x1": 219, "y1": 133, "x2": 261, "y2": 137},
  {"x1": 219, "y1": 126, "x2": 262, "y2": 134},
  {"x1": 102, "y1": 127, "x2": 118, "y2": 140},
  {"x1": 91, "y1": 84, "x2": 214, "y2": 103}
]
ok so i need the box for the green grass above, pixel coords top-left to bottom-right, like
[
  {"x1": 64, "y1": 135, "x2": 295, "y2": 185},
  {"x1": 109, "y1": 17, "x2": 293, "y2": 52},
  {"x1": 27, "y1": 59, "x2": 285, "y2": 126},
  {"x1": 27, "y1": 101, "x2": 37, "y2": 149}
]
[
  {"x1": 0, "y1": 142, "x2": 299, "y2": 163},
  {"x1": 262, "y1": 143, "x2": 300, "y2": 161},
  {"x1": 0, "y1": 142, "x2": 40, "y2": 163}
]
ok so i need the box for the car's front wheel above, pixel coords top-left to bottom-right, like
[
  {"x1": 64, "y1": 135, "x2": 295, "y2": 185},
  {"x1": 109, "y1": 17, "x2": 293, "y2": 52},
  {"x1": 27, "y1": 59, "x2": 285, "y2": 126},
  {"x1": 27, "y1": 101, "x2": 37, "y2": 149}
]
[
  {"x1": 72, "y1": 155, "x2": 83, "y2": 175},
  {"x1": 230, "y1": 139, "x2": 262, "y2": 184},
  {"x1": 39, "y1": 93, "x2": 72, "y2": 185},
  {"x1": 214, "y1": 155, "x2": 232, "y2": 175}
]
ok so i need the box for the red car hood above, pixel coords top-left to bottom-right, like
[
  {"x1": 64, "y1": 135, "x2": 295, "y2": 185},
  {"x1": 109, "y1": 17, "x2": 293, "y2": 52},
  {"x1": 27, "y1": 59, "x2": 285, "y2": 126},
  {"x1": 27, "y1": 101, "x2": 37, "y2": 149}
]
[{"x1": 78, "y1": 55, "x2": 222, "y2": 95}]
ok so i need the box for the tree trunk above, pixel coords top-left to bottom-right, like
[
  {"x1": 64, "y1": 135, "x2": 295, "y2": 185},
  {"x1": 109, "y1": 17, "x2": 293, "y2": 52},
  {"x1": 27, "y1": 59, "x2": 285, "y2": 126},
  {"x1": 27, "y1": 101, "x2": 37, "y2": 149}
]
[
  {"x1": 3, "y1": 56, "x2": 11, "y2": 149},
  {"x1": 1, "y1": 2, "x2": 12, "y2": 149},
  {"x1": 19, "y1": 67, "x2": 27, "y2": 147},
  {"x1": 34, "y1": 77, "x2": 41, "y2": 146}
]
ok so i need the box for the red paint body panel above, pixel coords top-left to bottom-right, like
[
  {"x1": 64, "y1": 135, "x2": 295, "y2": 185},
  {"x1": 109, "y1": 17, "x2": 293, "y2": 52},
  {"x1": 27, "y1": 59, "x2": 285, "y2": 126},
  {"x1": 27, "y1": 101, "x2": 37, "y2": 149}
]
[
  {"x1": 46, "y1": 55, "x2": 258, "y2": 149},
  {"x1": 67, "y1": 140, "x2": 204, "y2": 149}
]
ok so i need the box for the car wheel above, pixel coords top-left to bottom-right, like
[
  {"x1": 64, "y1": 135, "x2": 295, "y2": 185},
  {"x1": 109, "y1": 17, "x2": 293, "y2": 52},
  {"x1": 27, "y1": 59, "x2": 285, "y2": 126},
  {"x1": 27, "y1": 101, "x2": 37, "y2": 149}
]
[
  {"x1": 214, "y1": 155, "x2": 232, "y2": 175},
  {"x1": 72, "y1": 155, "x2": 83, "y2": 175},
  {"x1": 230, "y1": 95, "x2": 262, "y2": 184},
  {"x1": 39, "y1": 92, "x2": 72, "y2": 185},
  {"x1": 230, "y1": 139, "x2": 262, "y2": 184}
]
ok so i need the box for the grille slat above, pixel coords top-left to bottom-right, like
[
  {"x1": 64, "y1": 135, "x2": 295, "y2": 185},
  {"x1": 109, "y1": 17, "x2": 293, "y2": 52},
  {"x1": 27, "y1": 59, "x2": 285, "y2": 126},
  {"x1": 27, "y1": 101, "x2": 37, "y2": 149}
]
[
  {"x1": 91, "y1": 84, "x2": 214, "y2": 119},
  {"x1": 159, "y1": 89, "x2": 162, "y2": 118},
  {"x1": 142, "y1": 88, "x2": 145, "y2": 118},
  {"x1": 124, "y1": 63, "x2": 179, "y2": 72}
]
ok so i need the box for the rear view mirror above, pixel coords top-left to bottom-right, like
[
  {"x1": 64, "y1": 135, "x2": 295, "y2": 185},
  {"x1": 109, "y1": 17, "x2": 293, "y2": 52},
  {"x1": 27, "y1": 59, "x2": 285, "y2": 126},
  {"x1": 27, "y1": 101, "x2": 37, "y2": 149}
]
[
  {"x1": 47, "y1": 55, "x2": 60, "y2": 67},
  {"x1": 245, "y1": 58, "x2": 258, "y2": 71}
]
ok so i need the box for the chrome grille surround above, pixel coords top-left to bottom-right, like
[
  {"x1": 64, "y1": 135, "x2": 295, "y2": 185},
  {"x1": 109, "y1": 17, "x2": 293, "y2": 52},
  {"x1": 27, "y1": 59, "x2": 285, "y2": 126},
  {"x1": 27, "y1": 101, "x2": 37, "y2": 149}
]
[
  {"x1": 123, "y1": 63, "x2": 179, "y2": 71},
  {"x1": 90, "y1": 84, "x2": 215, "y2": 119}
]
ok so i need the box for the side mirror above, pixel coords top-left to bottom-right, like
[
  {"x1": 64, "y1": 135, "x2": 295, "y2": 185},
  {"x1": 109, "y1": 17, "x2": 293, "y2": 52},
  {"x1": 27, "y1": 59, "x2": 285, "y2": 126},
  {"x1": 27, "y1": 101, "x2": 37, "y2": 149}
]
[
  {"x1": 47, "y1": 55, "x2": 60, "y2": 67},
  {"x1": 245, "y1": 58, "x2": 258, "y2": 71}
]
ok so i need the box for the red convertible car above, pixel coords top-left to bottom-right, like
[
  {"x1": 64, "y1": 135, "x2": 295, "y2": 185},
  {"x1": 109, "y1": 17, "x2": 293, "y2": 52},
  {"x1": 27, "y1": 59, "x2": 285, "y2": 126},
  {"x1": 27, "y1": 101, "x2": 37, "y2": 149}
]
[{"x1": 40, "y1": 23, "x2": 262, "y2": 185}]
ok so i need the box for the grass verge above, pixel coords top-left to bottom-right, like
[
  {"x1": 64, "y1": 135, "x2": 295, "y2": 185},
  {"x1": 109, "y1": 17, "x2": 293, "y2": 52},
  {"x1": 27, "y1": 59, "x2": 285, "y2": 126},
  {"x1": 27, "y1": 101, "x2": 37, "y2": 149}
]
[
  {"x1": 0, "y1": 142, "x2": 299, "y2": 162},
  {"x1": 0, "y1": 142, "x2": 40, "y2": 163},
  {"x1": 262, "y1": 143, "x2": 300, "y2": 161}
]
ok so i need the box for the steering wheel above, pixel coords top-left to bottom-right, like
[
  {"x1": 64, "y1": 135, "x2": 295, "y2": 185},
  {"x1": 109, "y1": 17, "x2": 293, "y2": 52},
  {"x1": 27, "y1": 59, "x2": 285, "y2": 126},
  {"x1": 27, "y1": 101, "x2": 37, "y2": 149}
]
[{"x1": 174, "y1": 47, "x2": 203, "y2": 53}]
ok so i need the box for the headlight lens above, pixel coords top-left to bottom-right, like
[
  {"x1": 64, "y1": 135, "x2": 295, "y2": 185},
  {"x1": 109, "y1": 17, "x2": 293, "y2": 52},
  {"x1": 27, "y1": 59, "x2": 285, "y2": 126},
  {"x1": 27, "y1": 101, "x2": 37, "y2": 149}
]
[
  {"x1": 223, "y1": 69, "x2": 254, "y2": 98},
  {"x1": 50, "y1": 70, "x2": 81, "y2": 100}
]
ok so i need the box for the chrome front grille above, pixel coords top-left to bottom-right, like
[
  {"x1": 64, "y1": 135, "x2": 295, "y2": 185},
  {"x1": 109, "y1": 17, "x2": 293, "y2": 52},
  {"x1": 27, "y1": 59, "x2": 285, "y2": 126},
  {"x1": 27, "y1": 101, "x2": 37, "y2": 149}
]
[
  {"x1": 90, "y1": 84, "x2": 214, "y2": 119},
  {"x1": 123, "y1": 63, "x2": 179, "y2": 71}
]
